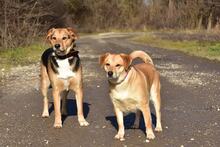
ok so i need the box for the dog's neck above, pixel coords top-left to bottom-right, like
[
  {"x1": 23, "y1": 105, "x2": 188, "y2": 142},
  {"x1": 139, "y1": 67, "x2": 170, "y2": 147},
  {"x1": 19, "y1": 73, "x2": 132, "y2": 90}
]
[
  {"x1": 50, "y1": 44, "x2": 80, "y2": 74},
  {"x1": 56, "y1": 50, "x2": 79, "y2": 60}
]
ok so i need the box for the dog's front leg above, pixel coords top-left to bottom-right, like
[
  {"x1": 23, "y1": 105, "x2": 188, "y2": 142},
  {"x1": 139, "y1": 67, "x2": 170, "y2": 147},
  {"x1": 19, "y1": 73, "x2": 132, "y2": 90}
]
[
  {"x1": 133, "y1": 110, "x2": 141, "y2": 128},
  {"x1": 41, "y1": 65, "x2": 50, "y2": 118},
  {"x1": 75, "y1": 88, "x2": 89, "y2": 126},
  {"x1": 42, "y1": 96, "x2": 49, "y2": 118},
  {"x1": 114, "y1": 107, "x2": 125, "y2": 141},
  {"x1": 53, "y1": 89, "x2": 62, "y2": 128}
]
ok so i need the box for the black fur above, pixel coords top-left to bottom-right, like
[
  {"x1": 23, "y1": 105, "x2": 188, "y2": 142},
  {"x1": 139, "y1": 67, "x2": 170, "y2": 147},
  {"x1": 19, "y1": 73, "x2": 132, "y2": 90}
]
[
  {"x1": 68, "y1": 51, "x2": 80, "y2": 72},
  {"x1": 41, "y1": 48, "x2": 80, "y2": 74},
  {"x1": 41, "y1": 48, "x2": 53, "y2": 68},
  {"x1": 50, "y1": 56, "x2": 59, "y2": 74}
]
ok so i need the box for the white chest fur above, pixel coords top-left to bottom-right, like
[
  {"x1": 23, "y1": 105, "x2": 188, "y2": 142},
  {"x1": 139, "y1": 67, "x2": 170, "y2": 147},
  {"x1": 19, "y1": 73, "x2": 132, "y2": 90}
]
[
  {"x1": 111, "y1": 89, "x2": 129, "y2": 100},
  {"x1": 110, "y1": 87, "x2": 140, "y2": 112},
  {"x1": 56, "y1": 58, "x2": 76, "y2": 79}
]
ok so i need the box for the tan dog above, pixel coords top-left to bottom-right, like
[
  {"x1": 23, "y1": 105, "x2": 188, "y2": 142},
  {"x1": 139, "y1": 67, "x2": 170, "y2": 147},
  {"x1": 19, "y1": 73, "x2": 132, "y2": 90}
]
[
  {"x1": 40, "y1": 27, "x2": 89, "y2": 128},
  {"x1": 100, "y1": 50, "x2": 162, "y2": 141}
]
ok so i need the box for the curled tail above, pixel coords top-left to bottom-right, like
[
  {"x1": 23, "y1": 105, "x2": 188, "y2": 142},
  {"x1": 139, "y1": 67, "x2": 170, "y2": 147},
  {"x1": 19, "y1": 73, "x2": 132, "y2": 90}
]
[{"x1": 130, "y1": 50, "x2": 154, "y2": 65}]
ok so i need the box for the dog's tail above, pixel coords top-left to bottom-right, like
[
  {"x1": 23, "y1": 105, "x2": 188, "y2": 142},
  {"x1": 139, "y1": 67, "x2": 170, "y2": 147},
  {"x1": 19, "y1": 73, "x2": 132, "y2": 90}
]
[{"x1": 130, "y1": 50, "x2": 154, "y2": 65}]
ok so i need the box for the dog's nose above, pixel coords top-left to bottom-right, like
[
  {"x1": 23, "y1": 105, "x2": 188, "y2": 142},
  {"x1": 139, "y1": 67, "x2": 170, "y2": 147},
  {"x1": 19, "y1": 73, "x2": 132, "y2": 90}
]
[
  {"x1": 54, "y1": 44, "x2": 60, "y2": 49},
  {"x1": 108, "y1": 71, "x2": 113, "y2": 77}
]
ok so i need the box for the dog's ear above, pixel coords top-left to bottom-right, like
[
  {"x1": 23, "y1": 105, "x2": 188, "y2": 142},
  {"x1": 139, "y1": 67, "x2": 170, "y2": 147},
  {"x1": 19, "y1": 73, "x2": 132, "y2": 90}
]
[
  {"x1": 99, "y1": 53, "x2": 110, "y2": 67},
  {"x1": 66, "y1": 27, "x2": 78, "y2": 40},
  {"x1": 46, "y1": 28, "x2": 55, "y2": 41},
  {"x1": 120, "y1": 54, "x2": 132, "y2": 70}
]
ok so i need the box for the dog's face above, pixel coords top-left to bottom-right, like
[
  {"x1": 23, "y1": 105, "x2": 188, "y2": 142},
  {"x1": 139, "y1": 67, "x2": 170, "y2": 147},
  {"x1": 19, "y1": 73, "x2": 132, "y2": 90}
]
[
  {"x1": 46, "y1": 27, "x2": 78, "y2": 56},
  {"x1": 100, "y1": 53, "x2": 131, "y2": 84}
]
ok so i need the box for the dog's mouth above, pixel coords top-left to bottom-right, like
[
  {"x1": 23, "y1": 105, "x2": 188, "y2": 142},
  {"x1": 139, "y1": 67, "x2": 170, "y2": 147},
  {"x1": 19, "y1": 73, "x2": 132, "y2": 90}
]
[
  {"x1": 107, "y1": 74, "x2": 119, "y2": 83},
  {"x1": 55, "y1": 50, "x2": 66, "y2": 56},
  {"x1": 108, "y1": 76, "x2": 118, "y2": 80},
  {"x1": 107, "y1": 71, "x2": 128, "y2": 84},
  {"x1": 108, "y1": 77, "x2": 118, "y2": 84},
  {"x1": 54, "y1": 43, "x2": 76, "y2": 57}
]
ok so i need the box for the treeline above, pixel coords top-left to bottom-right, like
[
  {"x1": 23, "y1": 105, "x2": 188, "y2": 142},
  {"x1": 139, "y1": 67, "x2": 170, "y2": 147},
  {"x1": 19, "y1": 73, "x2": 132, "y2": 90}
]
[
  {"x1": 147, "y1": 0, "x2": 220, "y2": 30},
  {"x1": 0, "y1": 0, "x2": 69, "y2": 48},
  {"x1": 0, "y1": 0, "x2": 220, "y2": 49},
  {"x1": 69, "y1": 0, "x2": 220, "y2": 31}
]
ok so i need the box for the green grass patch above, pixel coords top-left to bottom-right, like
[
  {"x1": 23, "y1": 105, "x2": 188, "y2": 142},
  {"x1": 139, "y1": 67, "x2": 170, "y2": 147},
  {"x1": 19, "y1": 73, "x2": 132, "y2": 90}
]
[
  {"x1": 133, "y1": 34, "x2": 220, "y2": 61},
  {"x1": 0, "y1": 42, "x2": 49, "y2": 70}
]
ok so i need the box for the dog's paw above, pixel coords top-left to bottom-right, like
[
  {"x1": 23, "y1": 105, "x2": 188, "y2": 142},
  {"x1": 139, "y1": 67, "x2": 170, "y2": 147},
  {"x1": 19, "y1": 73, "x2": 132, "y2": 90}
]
[
  {"x1": 155, "y1": 126, "x2": 162, "y2": 132},
  {"x1": 41, "y1": 112, "x2": 49, "y2": 118},
  {"x1": 53, "y1": 122, "x2": 62, "y2": 128},
  {"x1": 114, "y1": 133, "x2": 125, "y2": 141},
  {"x1": 79, "y1": 120, "x2": 89, "y2": 127},
  {"x1": 146, "y1": 131, "x2": 155, "y2": 140}
]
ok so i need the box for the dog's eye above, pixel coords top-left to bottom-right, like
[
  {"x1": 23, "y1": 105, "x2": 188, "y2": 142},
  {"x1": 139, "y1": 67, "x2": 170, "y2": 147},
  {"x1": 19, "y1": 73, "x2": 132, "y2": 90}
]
[
  {"x1": 62, "y1": 37, "x2": 67, "y2": 40},
  {"x1": 116, "y1": 64, "x2": 121, "y2": 67},
  {"x1": 106, "y1": 63, "x2": 110, "y2": 66},
  {"x1": 52, "y1": 37, "x2": 56, "y2": 40}
]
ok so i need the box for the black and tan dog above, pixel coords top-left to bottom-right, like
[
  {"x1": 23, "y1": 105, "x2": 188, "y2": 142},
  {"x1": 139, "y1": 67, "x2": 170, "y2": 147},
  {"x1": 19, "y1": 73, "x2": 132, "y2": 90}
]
[{"x1": 40, "y1": 27, "x2": 89, "y2": 128}]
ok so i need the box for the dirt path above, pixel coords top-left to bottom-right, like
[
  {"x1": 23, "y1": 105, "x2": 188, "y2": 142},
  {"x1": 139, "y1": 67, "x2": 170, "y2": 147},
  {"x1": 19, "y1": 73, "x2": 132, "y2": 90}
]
[{"x1": 0, "y1": 33, "x2": 220, "y2": 147}]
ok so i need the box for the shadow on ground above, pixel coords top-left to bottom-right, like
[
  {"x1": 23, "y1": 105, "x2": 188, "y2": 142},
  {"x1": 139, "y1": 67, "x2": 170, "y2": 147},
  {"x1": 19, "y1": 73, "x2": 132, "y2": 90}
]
[
  {"x1": 48, "y1": 99, "x2": 90, "y2": 123},
  {"x1": 105, "y1": 112, "x2": 156, "y2": 133}
]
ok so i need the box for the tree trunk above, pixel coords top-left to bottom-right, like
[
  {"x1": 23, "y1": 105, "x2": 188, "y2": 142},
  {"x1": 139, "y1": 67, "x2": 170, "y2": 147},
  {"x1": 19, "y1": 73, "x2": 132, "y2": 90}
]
[
  {"x1": 207, "y1": 11, "x2": 213, "y2": 32},
  {"x1": 167, "y1": 0, "x2": 175, "y2": 20},
  {"x1": 4, "y1": 0, "x2": 8, "y2": 49},
  {"x1": 207, "y1": 4, "x2": 215, "y2": 32},
  {"x1": 197, "y1": 15, "x2": 203, "y2": 30},
  {"x1": 214, "y1": 17, "x2": 220, "y2": 31}
]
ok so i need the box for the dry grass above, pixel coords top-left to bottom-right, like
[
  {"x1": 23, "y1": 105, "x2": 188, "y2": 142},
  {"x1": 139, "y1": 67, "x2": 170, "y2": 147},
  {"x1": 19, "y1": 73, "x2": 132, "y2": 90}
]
[
  {"x1": 133, "y1": 33, "x2": 220, "y2": 61},
  {"x1": 0, "y1": 42, "x2": 48, "y2": 70}
]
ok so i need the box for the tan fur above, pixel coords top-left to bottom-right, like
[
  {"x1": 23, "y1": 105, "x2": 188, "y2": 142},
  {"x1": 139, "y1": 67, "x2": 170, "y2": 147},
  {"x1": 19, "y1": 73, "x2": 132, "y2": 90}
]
[
  {"x1": 100, "y1": 50, "x2": 162, "y2": 141},
  {"x1": 130, "y1": 50, "x2": 154, "y2": 65},
  {"x1": 41, "y1": 28, "x2": 89, "y2": 128}
]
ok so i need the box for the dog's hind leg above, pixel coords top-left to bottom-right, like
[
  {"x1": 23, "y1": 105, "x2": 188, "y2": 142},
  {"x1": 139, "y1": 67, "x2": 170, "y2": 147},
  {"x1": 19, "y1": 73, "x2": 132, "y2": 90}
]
[
  {"x1": 133, "y1": 110, "x2": 141, "y2": 129},
  {"x1": 150, "y1": 80, "x2": 162, "y2": 132},
  {"x1": 140, "y1": 102, "x2": 155, "y2": 139},
  {"x1": 61, "y1": 90, "x2": 69, "y2": 116},
  {"x1": 41, "y1": 64, "x2": 50, "y2": 118}
]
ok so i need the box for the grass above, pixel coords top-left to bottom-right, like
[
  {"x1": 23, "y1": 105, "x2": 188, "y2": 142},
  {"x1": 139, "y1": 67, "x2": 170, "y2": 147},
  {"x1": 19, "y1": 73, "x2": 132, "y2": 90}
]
[
  {"x1": 133, "y1": 33, "x2": 220, "y2": 61},
  {"x1": 0, "y1": 33, "x2": 89, "y2": 71},
  {"x1": 1, "y1": 31, "x2": 220, "y2": 72},
  {"x1": 0, "y1": 41, "x2": 49, "y2": 70}
]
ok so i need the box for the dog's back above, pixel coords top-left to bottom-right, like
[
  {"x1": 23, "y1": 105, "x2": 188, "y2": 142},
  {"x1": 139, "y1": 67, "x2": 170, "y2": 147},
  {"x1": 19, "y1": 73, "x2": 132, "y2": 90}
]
[{"x1": 130, "y1": 50, "x2": 158, "y2": 86}]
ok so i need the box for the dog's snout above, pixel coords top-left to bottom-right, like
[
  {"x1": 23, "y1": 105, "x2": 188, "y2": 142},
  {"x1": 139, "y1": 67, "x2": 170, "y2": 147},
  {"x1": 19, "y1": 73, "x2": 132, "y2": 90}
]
[
  {"x1": 54, "y1": 44, "x2": 60, "y2": 49},
  {"x1": 108, "y1": 71, "x2": 113, "y2": 77}
]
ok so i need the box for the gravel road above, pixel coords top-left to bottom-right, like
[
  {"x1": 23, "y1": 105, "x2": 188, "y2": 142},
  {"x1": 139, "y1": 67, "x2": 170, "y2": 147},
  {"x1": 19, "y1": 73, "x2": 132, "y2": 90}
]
[{"x1": 0, "y1": 33, "x2": 220, "y2": 147}]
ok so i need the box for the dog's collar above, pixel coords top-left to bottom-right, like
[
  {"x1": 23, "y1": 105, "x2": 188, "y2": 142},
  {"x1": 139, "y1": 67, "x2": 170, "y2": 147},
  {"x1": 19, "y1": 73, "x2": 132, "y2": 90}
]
[{"x1": 56, "y1": 50, "x2": 79, "y2": 59}]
